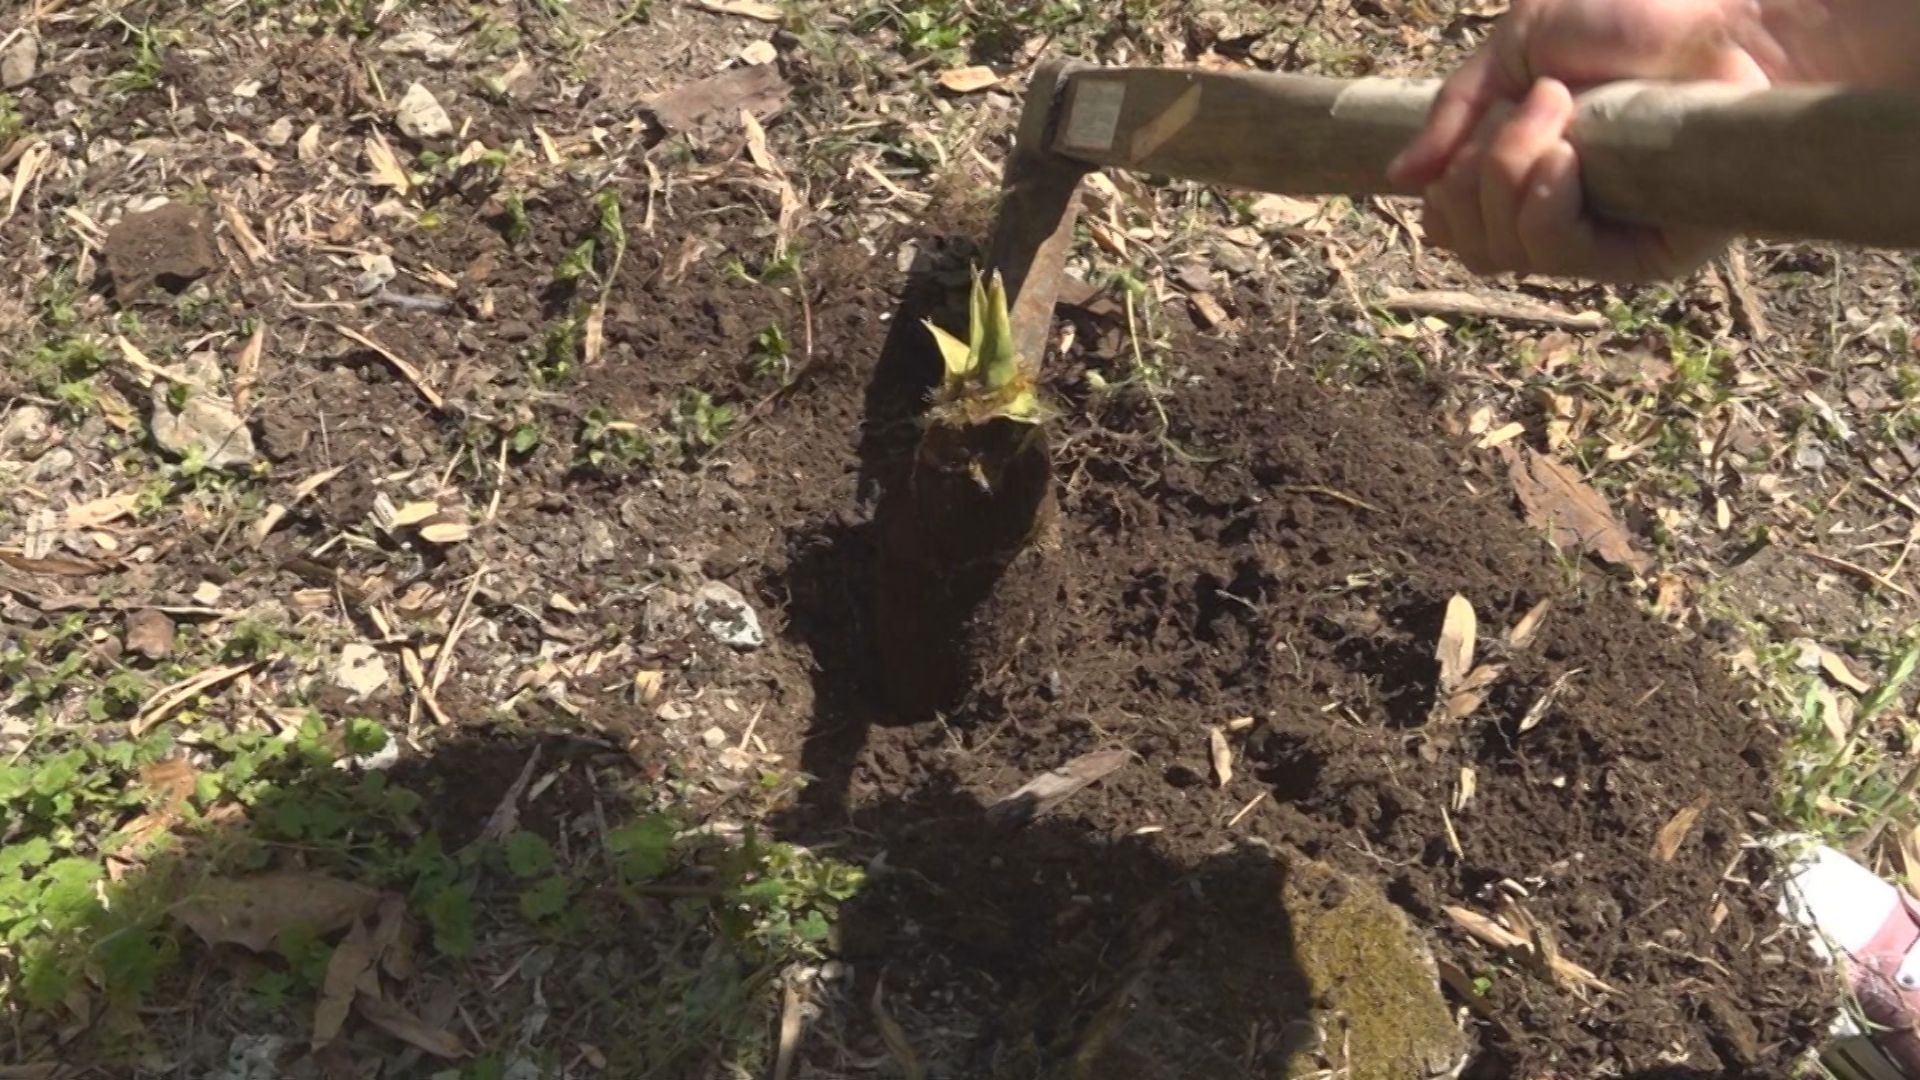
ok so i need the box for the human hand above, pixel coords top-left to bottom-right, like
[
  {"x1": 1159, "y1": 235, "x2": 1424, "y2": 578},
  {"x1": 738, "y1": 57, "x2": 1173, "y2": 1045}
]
[{"x1": 1387, "y1": 0, "x2": 1778, "y2": 282}]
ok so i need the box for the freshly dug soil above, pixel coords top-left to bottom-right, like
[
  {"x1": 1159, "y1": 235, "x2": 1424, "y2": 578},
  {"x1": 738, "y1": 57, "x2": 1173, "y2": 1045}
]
[{"x1": 753, "y1": 248, "x2": 1830, "y2": 1074}]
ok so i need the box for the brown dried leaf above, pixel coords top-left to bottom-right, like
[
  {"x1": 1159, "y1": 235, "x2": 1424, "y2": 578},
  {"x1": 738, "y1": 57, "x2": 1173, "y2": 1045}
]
[
  {"x1": 1444, "y1": 662, "x2": 1506, "y2": 720},
  {"x1": 116, "y1": 756, "x2": 198, "y2": 853},
  {"x1": 370, "y1": 894, "x2": 417, "y2": 981},
  {"x1": 938, "y1": 65, "x2": 1000, "y2": 93},
  {"x1": 1820, "y1": 649, "x2": 1872, "y2": 694},
  {"x1": 125, "y1": 609, "x2": 175, "y2": 659},
  {"x1": 1436, "y1": 594, "x2": 1477, "y2": 693},
  {"x1": 1652, "y1": 794, "x2": 1712, "y2": 862},
  {"x1": 1208, "y1": 727, "x2": 1233, "y2": 788},
  {"x1": 173, "y1": 872, "x2": 382, "y2": 952},
  {"x1": 355, "y1": 994, "x2": 469, "y2": 1059},
  {"x1": 312, "y1": 919, "x2": 376, "y2": 1050},
  {"x1": 1506, "y1": 447, "x2": 1652, "y2": 574},
  {"x1": 1507, "y1": 599, "x2": 1551, "y2": 649},
  {"x1": 987, "y1": 749, "x2": 1130, "y2": 827}
]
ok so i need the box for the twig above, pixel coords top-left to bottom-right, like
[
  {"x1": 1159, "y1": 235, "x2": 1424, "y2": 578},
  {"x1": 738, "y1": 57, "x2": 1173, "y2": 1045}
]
[
  {"x1": 1797, "y1": 547, "x2": 1916, "y2": 600},
  {"x1": 1378, "y1": 288, "x2": 1608, "y2": 332},
  {"x1": 330, "y1": 324, "x2": 446, "y2": 411},
  {"x1": 430, "y1": 568, "x2": 488, "y2": 692}
]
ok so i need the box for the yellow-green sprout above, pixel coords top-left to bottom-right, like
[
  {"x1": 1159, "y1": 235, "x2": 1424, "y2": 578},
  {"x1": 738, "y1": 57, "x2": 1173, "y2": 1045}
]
[{"x1": 924, "y1": 270, "x2": 1042, "y2": 425}]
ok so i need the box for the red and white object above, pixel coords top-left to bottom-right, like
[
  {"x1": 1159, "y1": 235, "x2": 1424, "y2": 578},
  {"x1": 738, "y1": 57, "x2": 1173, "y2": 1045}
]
[{"x1": 1785, "y1": 844, "x2": 1920, "y2": 1080}]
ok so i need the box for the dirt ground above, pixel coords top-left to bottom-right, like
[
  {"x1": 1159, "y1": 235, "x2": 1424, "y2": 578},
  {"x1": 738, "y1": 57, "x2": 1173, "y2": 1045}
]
[{"x1": 6, "y1": 0, "x2": 1918, "y2": 1077}]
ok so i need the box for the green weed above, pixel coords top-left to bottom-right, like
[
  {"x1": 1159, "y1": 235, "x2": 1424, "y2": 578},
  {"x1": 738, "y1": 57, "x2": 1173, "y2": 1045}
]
[
  {"x1": 577, "y1": 408, "x2": 655, "y2": 474},
  {"x1": 671, "y1": 390, "x2": 737, "y2": 452}
]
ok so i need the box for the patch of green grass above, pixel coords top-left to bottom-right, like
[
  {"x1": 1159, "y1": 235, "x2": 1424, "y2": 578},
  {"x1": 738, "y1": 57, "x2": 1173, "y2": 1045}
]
[
  {"x1": 750, "y1": 323, "x2": 791, "y2": 380},
  {"x1": 0, "y1": 94, "x2": 23, "y2": 141},
  {"x1": 671, "y1": 389, "x2": 737, "y2": 452},
  {"x1": 100, "y1": 18, "x2": 169, "y2": 96},
  {"x1": 576, "y1": 407, "x2": 655, "y2": 475}
]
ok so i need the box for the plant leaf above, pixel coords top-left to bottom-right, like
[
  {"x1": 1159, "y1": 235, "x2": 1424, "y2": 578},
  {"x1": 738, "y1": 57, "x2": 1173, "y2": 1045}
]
[
  {"x1": 925, "y1": 321, "x2": 975, "y2": 380},
  {"x1": 978, "y1": 271, "x2": 1019, "y2": 389}
]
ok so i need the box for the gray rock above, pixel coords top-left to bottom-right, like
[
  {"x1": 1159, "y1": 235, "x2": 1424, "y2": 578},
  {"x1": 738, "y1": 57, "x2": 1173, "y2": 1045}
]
[
  {"x1": 210, "y1": 1034, "x2": 287, "y2": 1080},
  {"x1": 24, "y1": 446, "x2": 74, "y2": 483},
  {"x1": 1, "y1": 34, "x2": 37, "y2": 90},
  {"x1": 395, "y1": 81, "x2": 453, "y2": 139},
  {"x1": 0, "y1": 405, "x2": 51, "y2": 451},
  {"x1": 693, "y1": 580, "x2": 764, "y2": 650},
  {"x1": 150, "y1": 389, "x2": 258, "y2": 468}
]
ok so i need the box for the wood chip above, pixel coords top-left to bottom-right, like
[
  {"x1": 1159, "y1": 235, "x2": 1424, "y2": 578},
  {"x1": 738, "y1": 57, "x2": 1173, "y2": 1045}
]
[
  {"x1": 645, "y1": 64, "x2": 790, "y2": 137},
  {"x1": 363, "y1": 133, "x2": 412, "y2": 193},
  {"x1": 1379, "y1": 288, "x2": 1607, "y2": 332},
  {"x1": 65, "y1": 492, "x2": 142, "y2": 529},
  {"x1": 937, "y1": 65, "x2": 1000, "y2": 93},
  {"x1": 1653, "y1": 794, "x2": 1712, "y2": 862},
  {"x1": 1506, "y1": 447, "x2": 1652, "y2": 574},
  {"x1": 692, "y1": 0, "x2": 782, "y2": 19},
  {"x1": 1476, "y1": 421, "x2": 1525, "y2": 449},
  {"x1": 1208, "y1": 727, "x2": 1233, "y2": 787},
  {"x1": 418, "y1": 520, "x2": 471, "y2": 545},
  {"x1": 389, "y1": 501, "x2": 439, "y2": 528}
]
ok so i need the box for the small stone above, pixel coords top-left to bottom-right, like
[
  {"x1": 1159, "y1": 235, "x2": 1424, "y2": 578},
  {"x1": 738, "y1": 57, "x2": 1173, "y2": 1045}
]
[
  {"x1": 0, "y1": 404, "x2": 51, "y2": 450},
  {"x1": 24, "y1": 446, "x2": 74, "y2": 484},
  {"x1": 738, "y1": 40, "x2": 778, "y2": 66},
  {"x1": 105, "y1": 203, "x2": 217, "y2": 304},
  {"x1": 192, "y1": 581, "x2": 224, "y2": 605},
  {"x1": 150, "y1": 389, "x2": 258, "y2": 468},
  {"x1": 263, "y1": 117, "x2": 294, "y2": 147},
  {"x1": 693, "y1": 580, "x2": 765, "y2": 651},
  {"x1": 700, "y1": 725, "x2": 728, "y2": 748},
  {"x1": 334, "y1": 642, "x2": 390, "y2": 698},
  {"x1": 125, "y1": 609, "x2": 175, "y2": 660},
  {"x1": 1, "y1": 33, "x2": 37, "y2": 90},
  {"x1": 381, "y1": 30, "x2": 461, "y2": 63},
  {"x1": 394, "y1": 82, "x2": 453, "y2": 139}
]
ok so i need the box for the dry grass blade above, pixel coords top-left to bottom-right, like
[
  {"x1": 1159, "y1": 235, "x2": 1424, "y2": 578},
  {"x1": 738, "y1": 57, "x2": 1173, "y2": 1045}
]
[
  {"x1": 1517, "y1": 668, "x2": 1582, "y2": 734},
  {"x1": 364, "y1": 134, "x2": 412, "y2": 193},
  {"x1": 355, "y1": 995, "x2": 468, "y2": 1059},
  {"x1": 114, "y1": 335, "x2": 202, "y2": 388},
  {"x1": 1436, "y1": 594, "x2": 1477, "y2": 693},
  {"x1": 871, "y1": 980, "x2": 928, "y2": 1080},
  {"x1": 1652, "y1": 794, "x2": 1712, "y2": 862},
  {"x1": 232, "y1": 322, "x2": 266, "y2": 412},
  {"x1": 1208, "y1": 726, "x2": 1234, "y2": 787},
  {"x1": 330, "y1": 324, "x2": 446, "y2": 411},
  {"x1": 130, "y1": 659, "x2": 262, "y2": 736},
  {"x1": 691, "y1": 0, "x2": 782, "y2": 19},
  {"x1": 1443, "y1": 905, "x2": 1615, "y2": 994}
]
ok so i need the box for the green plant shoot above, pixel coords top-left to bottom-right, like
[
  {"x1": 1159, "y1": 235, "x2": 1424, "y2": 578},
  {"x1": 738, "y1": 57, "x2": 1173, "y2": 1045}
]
[{"x1": 924, "y1": 271, "x2": 1041, "y2": 425}]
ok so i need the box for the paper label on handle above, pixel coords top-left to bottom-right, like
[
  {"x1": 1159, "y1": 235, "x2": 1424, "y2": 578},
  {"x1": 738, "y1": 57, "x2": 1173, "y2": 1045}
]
[{"x1": 1061, "y1": 80, "x2": 1124, "y2": 153}]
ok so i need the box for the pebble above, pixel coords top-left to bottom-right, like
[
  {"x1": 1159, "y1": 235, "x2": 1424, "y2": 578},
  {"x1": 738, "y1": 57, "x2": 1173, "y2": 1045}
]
[
  {"x1": 24, "y1": 446, "x2": 74, "y2": 483},
  {"x1": 150, "y1": 389, "x2": 259, "y2": 468},
  {"x1": 693, "y1": 580, "x2": 765, "y2": 651},
  {"x1": 0, "y1": 404, "x2": 51, "y2": 450},
  {"x1": 1, "y1": 33, "x2": 37, "y2": 90},
  {"x1": 395, "y1": 81, "x2": 453, "y2": 139}
]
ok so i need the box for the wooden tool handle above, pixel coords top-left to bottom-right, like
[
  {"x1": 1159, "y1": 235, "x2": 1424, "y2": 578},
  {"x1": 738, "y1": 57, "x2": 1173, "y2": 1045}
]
[{"x1": 1051, "y1": 67, "x2": 1920, "y2": 248}]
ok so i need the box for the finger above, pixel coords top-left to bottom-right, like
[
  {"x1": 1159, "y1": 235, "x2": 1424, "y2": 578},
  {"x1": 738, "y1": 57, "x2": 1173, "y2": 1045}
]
[
  {"x1": 1481, "y1": 79, "x2": 1575, "y2": 271},
  {"x1": 1431, "y1": 134, "x2": 1494, "y2": 272},
  {"x1": 1388, "y1": 49, "x2": 1511, "y2": 190},
  {"x1": 1515, "y1": 142, "x2": 1721, "y2": 282}
]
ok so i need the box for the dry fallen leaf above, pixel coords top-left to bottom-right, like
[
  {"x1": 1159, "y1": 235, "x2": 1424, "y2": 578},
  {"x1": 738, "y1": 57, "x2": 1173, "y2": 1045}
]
[
  {"x1": 364, "y1": 134, "x2": 412, "y2": 193},
  {"x1": 938, "y1": 65, "x2": 1000, "y2": 93},
  {"x1": 1443, "y1": 662, "x2": 1506, "y2": 721},
  {"x1": 418, "y1": 521, "x2": 471, "y2": 545},
  {"x1": 1208, "y1": 727, "x2": 1233, "y2": 788},
  {"x1": 1652, "y1": 794, "x2": 1712, "y2": 862},
  {"x1": 1436, "y1": 594, "x2": 1477, "y2": 694},
  {"x1": 65, "y1": 492, "x2": 142, "y2": 529},
  {"x1": 1443, "y1": 904, "x2": 1615, "y2": 994},
  {"x1": 1517, "y1": 668, "x2": 1583, "y2": 734},
  {"x1": 355, "y1": 994, "x2": 469, "y2": 1059},
  {"x1": 1820, "y1": 648, "x2": 1873, "y2": 694},
  {"x1": 173, "y1": 871, "x2": 383, "y2": 952},
  {"x1": 1506, "y1": 447, "x2": 1652, "y2": 574},
  {"x1": 1507, "y1": 599, "x2": 1551, "y2": 649},
  {"x1": 987, "y1": 748, "x2": 1131, "y2": 827},
  {"x1": 1477, "y1": 421, "x2": 1526, "y2": 449},
  {"x1": 369, "y1": 894, "x2": 417, "y2": 981},
  {"x1": 312, "y1": 918, "x2": 377, "y2": 1050}
]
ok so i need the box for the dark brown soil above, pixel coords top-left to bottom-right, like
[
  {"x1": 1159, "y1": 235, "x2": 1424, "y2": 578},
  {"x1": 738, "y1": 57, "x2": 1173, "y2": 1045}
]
[{"x1": 754, "y1": 253, "x2": 1828, "y2": 1074}]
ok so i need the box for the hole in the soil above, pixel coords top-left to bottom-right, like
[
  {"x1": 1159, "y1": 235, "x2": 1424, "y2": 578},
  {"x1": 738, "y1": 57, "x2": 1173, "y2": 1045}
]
[{"x1": 1251, "y1": 729, "x2": 1325, "y2": 803}]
